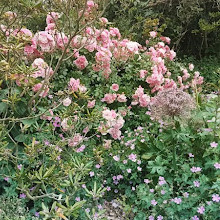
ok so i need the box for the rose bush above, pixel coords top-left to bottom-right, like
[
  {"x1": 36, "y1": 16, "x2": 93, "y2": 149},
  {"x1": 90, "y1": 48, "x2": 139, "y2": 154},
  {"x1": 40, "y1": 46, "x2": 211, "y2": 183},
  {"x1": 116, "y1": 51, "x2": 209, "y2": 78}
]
[{"x1": 0, "y1": 0, "x2": 219, "y2": 219}]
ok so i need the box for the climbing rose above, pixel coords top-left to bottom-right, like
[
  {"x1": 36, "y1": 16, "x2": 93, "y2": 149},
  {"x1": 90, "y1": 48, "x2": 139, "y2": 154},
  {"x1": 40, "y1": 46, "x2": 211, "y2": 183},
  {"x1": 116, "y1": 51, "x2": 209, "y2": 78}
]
[{"x1": 74, "y1": 55, "x2": 88, "y2": 70}]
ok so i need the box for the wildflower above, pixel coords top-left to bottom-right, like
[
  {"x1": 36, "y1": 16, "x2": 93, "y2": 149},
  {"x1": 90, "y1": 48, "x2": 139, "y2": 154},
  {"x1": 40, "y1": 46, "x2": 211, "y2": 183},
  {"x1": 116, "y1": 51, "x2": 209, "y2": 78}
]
[
  {"x1": 193, "y1": 180, "x2": 200, "y2": 187},
  {"x1": 85, "y1": 208, "x2": 90, "y2": 213},
  {"x1": 183, "y1": 192, "x2": 189, "y2": 198},
  {"x1": 212, "y1": 194, "x2": 220, "y2": 202},
  {"x1": 157, "y1": 216, "x2": 163, "y2": 220},
  {"x1": 214, "y1": 163, "x2": 220, "y2": 169},
  {"x1": 17, "y1": 164, "x2": 22, "y2": 170},
  {"x1": 189, "y1": 153, "x2": 194, "y2": 158},
  {"x1": 137, "y1": 160, "x2": 141, "y2": 164},
  {"x1": 75, "y1": 197, "x2": 80, "y2": 202},
  {"x1": 127, "y1": 169, "x2": 132, "y2": 173},
  {"x1": 97, "y1": 204, "x2": 103, "y2": 210},
  {"x1": 137, "y1": 166, "x2": 142, "y2": 171},
  {"x1": 172, "y1": 197, "x2": 182, "y2": 204},
  {"x1": 20, "y1": 193, "x2": 26, "y2": 199},
  {"x1": 44, "y1": 140, "x2": 50, "y2": 145},
  {"x1": 4, "y1": 177, "x2": 9, "y2": 182},
  {"x1": 113, "y1": 155, "x2": 120, "y2": 161},
  {"x1": 161, "y1": 190, "x2": 166, "y2": 195},
  {"x1": 89, "y1": 171, "x2": 94, "y2": 177},
  {"x1": 35, "y1": 212, "x2": 40, "y2": 217},
  {"x1": 191, "y1": 167, "x2": 202, "y2": 173},
  {"x1": 123, "y1": 160, "x2": 127, "y2": 164},
  {"x1": 132, "y1": 187, "x2": 136, "y2": 191},
  {"x1": 144, "y1": 179, "x2": 150, "y2": 184},
  {"x1": 128, "y1": 153, "x2": 137, "y2": 162},
  {"x1": 210, "y1": 142, "x2": 218, "y2": 148},
  {"x1": 117, "y1": 175, "x2": 123, "y2": 180},
  {"x1": 158, "y1": 176, "x2": 166, "y2": 185},
  {"x1": 106, "y1": 186, "x2": 111, "y2": 191},
  {"x1": 206, "y1": 201, "x2": 212, "y2": 205},
  {"x1": 150, "y1": 189, "x2": 154, "y2": 193},
  {"x1": 149, "y1": 216, "x2": 154, "y2": 220},
  {"x1": 197, "y1": 206, "x2": 205, "y2": 214},
  {"x1": 151, "y1": 199, "x2": 157, "y2": 206},
  {"x1": 192, "y1": 216, "x2": 199, "y2": 220}
]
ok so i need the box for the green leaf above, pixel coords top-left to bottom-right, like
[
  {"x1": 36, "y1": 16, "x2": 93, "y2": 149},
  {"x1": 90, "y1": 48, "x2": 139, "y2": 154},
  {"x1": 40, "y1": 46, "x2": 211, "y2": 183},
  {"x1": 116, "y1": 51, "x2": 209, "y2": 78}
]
[
  {"x1": 0, "y1": 102, "x2": 8, "y2": 113},
  {"x1": 142, "y1": 153, "x2": 154, "y2": 160},
  {"x1": 14, "y1": 134, "x2": 28, "y2": 142},
  {"x1": 21, "y1": 118, "x2": 36, "y2": 127}
]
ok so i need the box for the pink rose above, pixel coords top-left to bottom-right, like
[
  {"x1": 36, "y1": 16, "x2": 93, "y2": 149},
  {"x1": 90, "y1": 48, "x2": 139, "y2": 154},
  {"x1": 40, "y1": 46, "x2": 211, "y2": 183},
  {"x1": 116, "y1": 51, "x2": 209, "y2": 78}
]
[
  {"x1": 99, "y1": 17, "x2": 108, "y2": 25},
  {"x1": 74, "y1": 55, "x2": 88, "y2": 70},
  {"x1": 32, "y1": 83, "x2": 42, "y2": 92},
  {"x1": 69, "y1": 78, "x2": 80, "y2": 92},
  {"x1": 63, "y1": 97, "x2": 71, "y2": 106},
  {"x1": 139, "y1": 70, "x2": 147, "y2": 78},
  {"x1": 117, "y1": 94, "x2": 127, "y2": 102},
  {"x1": 101, "y1": 94, "x2": 117, "y2": 104},
  {"x1": 87, "y1": 100, "x2": 96, "y2": 108},
  {"x1": 150, "y1": 31, "x2": 157, "y2": 38},
  {"x1": 111, "y1": 84, "x2": 119, "y2": 91},
  {"x1": 46, "y1": 12, "x2": 60, "y2": 25}
]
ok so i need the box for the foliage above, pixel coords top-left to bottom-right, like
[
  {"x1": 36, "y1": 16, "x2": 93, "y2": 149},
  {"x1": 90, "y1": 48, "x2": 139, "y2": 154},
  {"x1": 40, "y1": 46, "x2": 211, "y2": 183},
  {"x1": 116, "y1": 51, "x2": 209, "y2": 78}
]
[
  {"x1": 0, "y1": 196, "x2": 39, "y2": 219},
  {"x1": 105, "y1": 0, "x2": 220, "y2": 58}
]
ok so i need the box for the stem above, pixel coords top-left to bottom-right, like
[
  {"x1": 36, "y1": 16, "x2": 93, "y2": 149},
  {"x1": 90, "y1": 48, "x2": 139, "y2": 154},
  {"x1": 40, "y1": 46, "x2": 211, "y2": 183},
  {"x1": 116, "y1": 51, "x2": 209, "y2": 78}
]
[{"x1": 172, "y1": 144, "x2": 177, "y2": 196}]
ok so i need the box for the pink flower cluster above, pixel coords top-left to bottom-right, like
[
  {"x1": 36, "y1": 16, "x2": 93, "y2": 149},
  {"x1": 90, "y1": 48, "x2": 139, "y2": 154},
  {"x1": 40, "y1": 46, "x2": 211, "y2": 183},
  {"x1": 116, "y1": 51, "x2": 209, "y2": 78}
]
[
  {"x1": 99, "y1": 109, "x2": 125, "y2": 140},
  {"x1": 32, "y1": 58, "x2": 54, "y2": 78},
  {"x1": 171, "y1": 197, "x2": 182, "y2": 204},
  {"x1": 132, "y1": 86, "x2": 151, "y2": 107},
  {"x1": 68, "y1": 133, "x2": 83, "y2": 147},
  {"x1": 102, "y1": 93, "x2": 127, "y2": 104},
  {"x1": 190, "y1": 167, "x2": 202, "y2": 173},
  {"x1": 68, "y1": 78, "x2": 87, "y2": 93},
  {"x1": 33, "y1": 31, "x2": 55, "y2": 52},
  {"x1": 74, "y1": 55, "x2": 88, "y2": 70}
]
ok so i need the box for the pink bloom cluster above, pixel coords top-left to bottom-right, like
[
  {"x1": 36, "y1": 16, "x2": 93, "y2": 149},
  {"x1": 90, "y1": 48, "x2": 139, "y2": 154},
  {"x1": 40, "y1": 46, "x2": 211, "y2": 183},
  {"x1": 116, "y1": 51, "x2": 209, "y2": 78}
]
[
  {"x1": 32, "y1": 83, "x2": 49, "y2": 97},
  {"x1": 32, "y1": 31, "x2": 55, "y2": 52},
  {"x1": 132, "y1": 86, "x2": 151, "y2": 107},
  {"x1": 32, "y1": 58, "x2": 54, "y2": 78},
  {"x1": 171, "y1": 197, "x2": 182, "y2": 204},
  {"x1": 68, "y1": 78, "x2": 87, "y2": 93},
  {"x1": 4, "y1": 11, "x2": 17, "y2": 20},
  {"x1": 74, "y1": 55, "x2": 88, "y2": 70},
  {"x1": 158, "y1": 176, "x2": 166, "y2": 185},
  {"x1": 99, "y1": 109, "x2": 125, "y2": 140},
  {"x1": 102, "y1": 93, "x2": 127, "y2": 104},
  {"x1": 190, "y1": 167, "x2": 202, "y2": 173},
  {"x1": 68, "y1": 133, "x2": 83, "y2": 147}
]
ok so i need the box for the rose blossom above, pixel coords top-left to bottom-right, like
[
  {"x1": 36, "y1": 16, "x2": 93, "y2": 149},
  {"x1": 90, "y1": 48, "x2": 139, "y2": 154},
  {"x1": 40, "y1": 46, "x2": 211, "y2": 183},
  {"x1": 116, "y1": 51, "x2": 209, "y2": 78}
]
[
  {"x1": 74, "y1": 55, "x2": 88, "y2": 70},
  {"x1": 63, "y1": 97, "x2": 71, "y2": 106},
  {"x1": 111, "y1": 84, "x2": 119, "y2": 91}
]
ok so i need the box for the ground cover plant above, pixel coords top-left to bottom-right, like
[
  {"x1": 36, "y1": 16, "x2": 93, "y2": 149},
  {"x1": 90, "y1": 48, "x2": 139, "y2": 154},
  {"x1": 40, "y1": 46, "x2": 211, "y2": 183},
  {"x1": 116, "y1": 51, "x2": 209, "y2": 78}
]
[{"x1": 0, "y1": 0, "x2": 219, "y2": 219}]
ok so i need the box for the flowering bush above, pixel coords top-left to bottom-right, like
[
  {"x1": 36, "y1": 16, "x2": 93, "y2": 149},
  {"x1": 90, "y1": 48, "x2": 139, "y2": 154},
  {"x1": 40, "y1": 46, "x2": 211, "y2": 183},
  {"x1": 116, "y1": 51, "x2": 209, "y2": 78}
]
[{"x1": 0, "y1": 0, "x2": 219, "y2": 219}]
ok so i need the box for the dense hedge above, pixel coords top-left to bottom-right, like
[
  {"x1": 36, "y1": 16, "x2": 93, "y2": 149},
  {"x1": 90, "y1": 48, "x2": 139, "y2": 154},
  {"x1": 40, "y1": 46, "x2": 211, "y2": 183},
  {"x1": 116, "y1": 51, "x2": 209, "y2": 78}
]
[{"x1": 105, "y1": 0, "x2": 220, "y2": 58}]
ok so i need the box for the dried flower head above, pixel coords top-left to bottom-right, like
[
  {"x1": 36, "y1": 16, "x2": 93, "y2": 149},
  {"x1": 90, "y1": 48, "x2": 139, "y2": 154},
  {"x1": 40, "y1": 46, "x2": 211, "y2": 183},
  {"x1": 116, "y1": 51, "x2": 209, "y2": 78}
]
[{"x1": 150, "y1": 88, "x2": 195, "y2": 120}]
